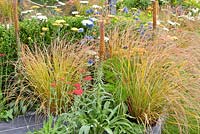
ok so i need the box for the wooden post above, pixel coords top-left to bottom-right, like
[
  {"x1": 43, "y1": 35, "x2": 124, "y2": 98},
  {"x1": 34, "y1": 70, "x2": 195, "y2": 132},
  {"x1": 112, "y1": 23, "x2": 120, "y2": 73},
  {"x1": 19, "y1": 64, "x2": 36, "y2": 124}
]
[
  {"x1": 99, "y1": 17, "x2": 105, "y2": 61},
  {"x1": 13, "y1": 0, "x2": 21, "y2": 58},
  {"x1": 152, "y1": 0, "x2": 157, "y2": 30}
]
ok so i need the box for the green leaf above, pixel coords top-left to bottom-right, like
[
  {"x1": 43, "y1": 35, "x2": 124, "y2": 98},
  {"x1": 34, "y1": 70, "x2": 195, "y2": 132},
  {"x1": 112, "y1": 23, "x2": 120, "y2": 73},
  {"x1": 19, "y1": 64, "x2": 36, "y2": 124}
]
[
  {"x1": 79, "y1": 125, "x2": 90, "y2": 134},
  {"x1": 104, "y1": 127, "x2": 113, "y2": 134}
]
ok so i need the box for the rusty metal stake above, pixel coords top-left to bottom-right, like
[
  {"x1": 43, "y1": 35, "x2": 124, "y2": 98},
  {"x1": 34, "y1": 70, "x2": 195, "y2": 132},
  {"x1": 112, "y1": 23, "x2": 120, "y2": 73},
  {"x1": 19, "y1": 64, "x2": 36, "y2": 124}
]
[
  {"x1": 13, "y1": 0, "x2": 21, "y2": 58},
  {"x1": 153, "y1": 0, "x2": 157, "y2": 30}
]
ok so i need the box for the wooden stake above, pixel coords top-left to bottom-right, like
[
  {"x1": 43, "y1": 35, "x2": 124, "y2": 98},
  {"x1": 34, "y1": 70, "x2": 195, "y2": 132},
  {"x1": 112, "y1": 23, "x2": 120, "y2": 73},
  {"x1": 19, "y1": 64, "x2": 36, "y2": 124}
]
[
  {"x1": 13, "y1": 0, "x2": 21, "y2": 58},
  {"x1": 153, "y1": 0, "x2": 157, "y2": 30}
]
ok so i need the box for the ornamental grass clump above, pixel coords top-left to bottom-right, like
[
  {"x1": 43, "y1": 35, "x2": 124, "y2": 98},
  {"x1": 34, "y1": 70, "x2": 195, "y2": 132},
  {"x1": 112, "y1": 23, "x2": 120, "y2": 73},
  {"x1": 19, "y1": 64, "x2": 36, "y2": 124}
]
[
  {"x1": 7, "y1": 40, "x2": 90, "y2": 115},
  {"x1": 103, "y1": 26, "x2": 200, "y2": 133}
]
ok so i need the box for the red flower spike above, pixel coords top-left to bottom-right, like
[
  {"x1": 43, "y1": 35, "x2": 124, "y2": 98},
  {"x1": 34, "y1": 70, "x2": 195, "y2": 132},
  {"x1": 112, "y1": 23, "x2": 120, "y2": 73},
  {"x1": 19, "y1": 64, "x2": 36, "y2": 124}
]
[
  {"x1": 50, "y1": 82, "x2": 56, "y2": 88},
  {"x1": 73, "y1": 89, "x2": 83, "y2": 95},
  {"x1": 83, "y1": 76, "x2": 93, "y2": 81},
  {"x1": 0, "y1": 53, "x2": 6, "y2": 57},
  {"x1": 74, "y1": 83, "x2": 81, "y2": 89}
]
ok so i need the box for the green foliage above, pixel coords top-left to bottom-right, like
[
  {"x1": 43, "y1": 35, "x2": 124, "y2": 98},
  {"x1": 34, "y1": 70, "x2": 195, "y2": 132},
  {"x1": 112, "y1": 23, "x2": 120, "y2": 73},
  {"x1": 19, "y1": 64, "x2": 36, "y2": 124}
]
[
  {"x1": 118, "y1": 0, "x2": 151, "y2": 10},
  {"x1": 57, "y1": 67, "x2": 143, "y2": 134},
  {"x1": 0, "y1": 99, "x2": 13, "y2": 121},
  {"x1": 28, "y1": 116, "x2": 67, "y2": 134},
  {"x1": 31, "y1": 66, "x2": 144, "y2": 134}
]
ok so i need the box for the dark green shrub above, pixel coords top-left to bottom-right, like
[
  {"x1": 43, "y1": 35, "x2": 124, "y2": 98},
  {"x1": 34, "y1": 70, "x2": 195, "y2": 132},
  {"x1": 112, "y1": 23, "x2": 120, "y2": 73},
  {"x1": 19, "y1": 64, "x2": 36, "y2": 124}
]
[{"x1": 121, "y1": 0, "x2": 151, "y2": 10}]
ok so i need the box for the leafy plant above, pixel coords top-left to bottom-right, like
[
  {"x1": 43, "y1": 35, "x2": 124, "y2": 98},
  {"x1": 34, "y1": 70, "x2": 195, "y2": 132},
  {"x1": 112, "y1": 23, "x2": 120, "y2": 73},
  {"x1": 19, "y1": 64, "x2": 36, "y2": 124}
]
[
  {"x1": 119, "y1": 0, "x2": 151, "y2": 10},
  {"x1": 0, "y1": 99, "x2": 13, "y2": 121},
  {"x1": 31, "y1": 66, "x2": 144, "y2": 134},
  {"x1": 28, "y1": 116, "x2": 67, "y2": 134}
]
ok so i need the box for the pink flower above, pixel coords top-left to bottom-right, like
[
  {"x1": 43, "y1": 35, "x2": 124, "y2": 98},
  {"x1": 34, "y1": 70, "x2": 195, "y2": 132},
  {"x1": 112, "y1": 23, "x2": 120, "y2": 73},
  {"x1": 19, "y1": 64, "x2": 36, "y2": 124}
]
[
  {"x1": 73, "y1": 88, "x2": 83, "y2": 95},
  {"x1": 83, "y1": 76, "x2": 93, "y2": 81}
]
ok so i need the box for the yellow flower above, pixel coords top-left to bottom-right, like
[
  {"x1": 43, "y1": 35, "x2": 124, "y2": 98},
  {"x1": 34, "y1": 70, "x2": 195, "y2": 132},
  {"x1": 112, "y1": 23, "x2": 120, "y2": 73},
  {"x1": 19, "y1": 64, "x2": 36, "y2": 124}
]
[
  {"x1": 55, "y1": 20, "x2": 66, "y2": 24},
  {"x1": 64, "y1": 23, "x2": 69, "y2": 26},
  {"x1": 107, "y1": 15, "x2": 115, "y2": 18},
  {"x1": 75, "y1": 15, "x2": 81, "y2": 17},
  {"x1": 52, "y1": 23, "x2": 62, "y2": 27},
  {"x1": 171, "y1": 36, "x2": 178, "y2": 40},
  {"x1": 71, "y1": 27, "x2": 78, "y2": 32},
  {"x1": 31, "y1": 6, "x2": 40, "y2": 9},
  {"x1": 42, "y1": 27, "x2": 49, "y2": 32},
  {"x1": 54, "y1": 8, "x2": 62, "y2": 12},
  {"x1": 40, "y1": 32, "x2": 45, "y2": 36},
  {"x1": 28, "y1": 37, "x2": 31, "y2": 40}
]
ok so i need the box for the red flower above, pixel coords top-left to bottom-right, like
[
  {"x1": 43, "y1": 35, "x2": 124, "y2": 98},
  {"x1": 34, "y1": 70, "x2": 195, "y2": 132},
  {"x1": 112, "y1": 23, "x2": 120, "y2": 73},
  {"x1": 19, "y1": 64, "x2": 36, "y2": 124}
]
[
  {"x1": 73, "y1": 88, "x2": 83, "y2": 95},
  {"x1": 83, "y1": 76, "x2": 93, "y2": 81},
  {"x1": 0, "y1": 53, "x2": 6, "y2": 57},
  {"x1": 74, "y1": 83, "x2": 81, "y2": 89},
  {"x1": 50, "y1": 82, "x2": 56, "y2": 88}
]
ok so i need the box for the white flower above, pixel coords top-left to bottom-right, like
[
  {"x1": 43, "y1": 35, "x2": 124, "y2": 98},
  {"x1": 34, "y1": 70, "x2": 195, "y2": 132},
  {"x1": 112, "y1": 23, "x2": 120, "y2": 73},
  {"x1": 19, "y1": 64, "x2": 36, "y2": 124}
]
[
  {"x1": 86, "y1": 50, "x2": 97, "y2": 55},
  {"x1": 92, "y1": 5, "x2": 102, "y2": 9},
  {"x1": 36, "y1": 15, "x2": 47, "y2": 20},
  {"x1": 72, "y1": 11, "x2": 79, "y2": 15},
  {"x1": 36, "y1": 13, "x2": 42, "y2": 16},
  {"x1": 104, "y1": 37, "x2": 109, "y2": 42},
  {"x1": 162, "y1": 27, "x2": 169, "y2": 32},
  {"x1": 89, "y1": 17, "x2": 98, "y2": 22},
  {"x1": 167, "y1": 20, "x2": 176, "y2": 25},
  {"x1": 21, "y1": 10, "x2": 33, "y2": 14},
  {"x1": 191, "y1": 8, "x2": 199, "y2": 14},
  {"x1": 81, "y1": 20, "x2": 93, "y2": 26},
  {"x1": 57, "y1": 1, "x2": 65, "y2": 6},
  {"x1": 80, "y1": 1, "x2": 89, "y2": 4},
  {"x1": 98, "y1": 36, "x2": 109, "y2": 42},
  {"x1": 167, "y1": 20, "x2": 180, "y2": 26}
]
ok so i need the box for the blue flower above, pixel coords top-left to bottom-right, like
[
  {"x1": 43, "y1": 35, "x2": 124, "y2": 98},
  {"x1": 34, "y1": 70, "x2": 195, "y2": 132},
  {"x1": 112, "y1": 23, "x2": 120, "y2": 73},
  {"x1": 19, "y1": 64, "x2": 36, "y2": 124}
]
[
  {"x1": 88, "y1": 59, "x2": 94, "y2": 66},
  {"x1": 135, "y1": 17, "x2": 140, "y2": 21},
  {"x1": 123, "y1": 7, "x2": 128, "y2": 13},
  {"x1": 86, "y1": 23, "x2": 94, "y2": 29},
  {"x1": 86, "y1": 9, "x2": 93, "y2": 14},
  {"x1": 94, "y1": 11, "x2": 101, "y2": 15},
  {"x1": 84, "y1": 35, "x2": 94, "y2": 40},
  {"x1": 82, "y1": 20, "x2": 94, "y2": 29},
  {"x1": 78, "y1": 28, "x2": 84, "y2": 33}
]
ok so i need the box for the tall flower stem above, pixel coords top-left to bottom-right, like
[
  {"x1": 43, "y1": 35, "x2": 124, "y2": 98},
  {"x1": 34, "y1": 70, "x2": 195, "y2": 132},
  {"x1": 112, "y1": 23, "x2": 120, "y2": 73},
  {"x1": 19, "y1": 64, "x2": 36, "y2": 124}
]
[{"x1": 99, "y1": 16, "x2": 105, "y2": 61}]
